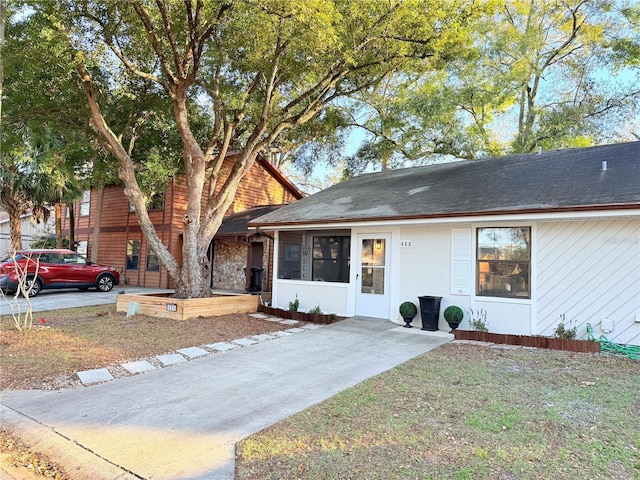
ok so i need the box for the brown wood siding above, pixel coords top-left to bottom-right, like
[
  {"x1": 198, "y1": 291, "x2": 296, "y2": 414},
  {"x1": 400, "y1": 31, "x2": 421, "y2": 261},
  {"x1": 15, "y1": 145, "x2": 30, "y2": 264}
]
[{"x1": 66, "y1": 156, "x2": 299, "y2": 289}]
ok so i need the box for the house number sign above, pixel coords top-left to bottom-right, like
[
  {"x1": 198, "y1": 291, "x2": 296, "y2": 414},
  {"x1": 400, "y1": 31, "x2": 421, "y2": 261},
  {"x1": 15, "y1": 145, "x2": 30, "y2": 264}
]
[
  {"x1": 166, "y1": 303, "x2": 177, "y2": 312},
  {"x1": 400, "y1": 240, "x2": 413, "y2": 248}
]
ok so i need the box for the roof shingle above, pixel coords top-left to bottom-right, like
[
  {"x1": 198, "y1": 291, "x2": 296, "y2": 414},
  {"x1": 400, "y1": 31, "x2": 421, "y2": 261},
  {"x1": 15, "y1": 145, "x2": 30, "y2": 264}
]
[{"x1": 251, "y1": 142, "x2": 640, "y2": 227}]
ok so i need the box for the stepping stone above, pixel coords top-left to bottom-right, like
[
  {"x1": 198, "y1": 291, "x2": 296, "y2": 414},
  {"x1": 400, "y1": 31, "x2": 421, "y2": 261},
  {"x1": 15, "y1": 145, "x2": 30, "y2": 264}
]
[
  {"x1": 121, "y1": 360, "x2": 156, "y2": 375},
  {"x1": 76, "y1": 368, "x2": 114, "y2": 385},
  {"x1": 286, "y1": 327, "x2": 306, "y2": 333},
  {"x1": 233, "y1": 337, "x2": 259, "y2": 346},
  {"x1": 280, "y1": 319, "x2": 300, "y2": 325},
  {"x1": 263, "y1": 317, "x2": 285, "y2": 323},
  {"x1": 156, "y1": 353, "x2": 187, "y2": 366},
  {"x1": 270, "y1": 330, "x2": 293, "y2": 337},
  {"x1": 204, "y1": 342, "x2": 237, "y2": 352},
  {"x1": 250, "y1": 334, "x2": 276, "y2": 342},
  {"x1": 249, "y1": 313, "x2": 268, "y2": 319},
  {"x1": 301, "y1": 323, "x2": 322, "y2": 330},
  {"x1": 177, "y1": 346, "x2": 209, "y2": 359}
]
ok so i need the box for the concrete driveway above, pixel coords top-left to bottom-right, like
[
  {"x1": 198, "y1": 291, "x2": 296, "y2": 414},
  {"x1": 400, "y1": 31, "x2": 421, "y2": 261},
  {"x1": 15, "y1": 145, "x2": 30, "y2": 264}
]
[{"x1": 1, "y1": 316, "x2": 451, "y2": 480}]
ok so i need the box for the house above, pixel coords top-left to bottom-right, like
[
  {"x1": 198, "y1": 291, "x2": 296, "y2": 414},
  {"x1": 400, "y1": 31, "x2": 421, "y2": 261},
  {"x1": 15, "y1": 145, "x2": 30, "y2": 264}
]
[
  {"x1": 59, "y1": 154, "x2": 303, "y2": 292},
  {"x1": 0, "y1": 208, "x2": 55, "y2": 255},
  {"x1": 250, "y1": 142, "x2": 640, "y2": 346}
]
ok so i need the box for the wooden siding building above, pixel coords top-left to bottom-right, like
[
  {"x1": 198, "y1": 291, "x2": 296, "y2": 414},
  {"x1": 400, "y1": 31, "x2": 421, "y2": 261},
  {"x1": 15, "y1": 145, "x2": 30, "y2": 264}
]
[{"x1": 61, "y1": 154, "x2": 302, "y2": 292}]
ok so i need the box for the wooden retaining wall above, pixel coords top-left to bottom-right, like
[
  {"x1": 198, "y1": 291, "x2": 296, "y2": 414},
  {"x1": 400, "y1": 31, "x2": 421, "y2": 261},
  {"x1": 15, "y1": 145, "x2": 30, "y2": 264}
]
[
  {"x1": 116, "y1": 292, "x2": 259, "y2": 320},
  {"x1": 454, "y1": 330, "x2": 601, "y2": 353}
]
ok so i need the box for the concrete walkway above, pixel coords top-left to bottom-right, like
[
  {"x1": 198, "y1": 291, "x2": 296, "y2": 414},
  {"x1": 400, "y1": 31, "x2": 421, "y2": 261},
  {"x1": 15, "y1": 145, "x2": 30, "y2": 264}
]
[{"x1": 1, "y1": 317, "x2": 451, "y2": 480}]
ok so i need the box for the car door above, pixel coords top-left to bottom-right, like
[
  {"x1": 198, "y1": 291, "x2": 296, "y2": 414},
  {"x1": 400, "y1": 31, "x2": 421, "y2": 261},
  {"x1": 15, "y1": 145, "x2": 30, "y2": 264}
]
[
  {"x1": 33, "y1": 253, "x2": 64, "y2": 286},
  {"x1": 60, "y1": 253, "x2": 94, "y2": 285}
]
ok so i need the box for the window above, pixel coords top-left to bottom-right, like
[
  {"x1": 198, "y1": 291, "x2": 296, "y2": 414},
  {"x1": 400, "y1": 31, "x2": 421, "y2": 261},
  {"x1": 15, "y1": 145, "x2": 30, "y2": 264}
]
[
  {"x1": 126, "y1": 240, "x2": 141, "y2": 270},
  {"x1": 79, "y1": 190, "x2": 91, "y2": 216},
  {"x1": 477, "y1": 227, "x2": 530, "y2": 298},
  {"x1": 77, "y1": 241, "x2": 88, "y2": 255},
  {"x1": 62, "y1": 253, "x2": 87, "y2": 265},
  {"x1": 148, "y1": 192, "x2": 165, "y2": 211},
  {"x1": 278, "y1": 232, "x2": 304, "y2": 280},
  {"x1": 277, "y1": 231, "x2": 351, "y2": 282},
  {"x1": 312, "y1": 236, "x2": 350, "y2": 283},
  {"x1": 146, "y1": 245, "x2": 160, "y2": 272}
]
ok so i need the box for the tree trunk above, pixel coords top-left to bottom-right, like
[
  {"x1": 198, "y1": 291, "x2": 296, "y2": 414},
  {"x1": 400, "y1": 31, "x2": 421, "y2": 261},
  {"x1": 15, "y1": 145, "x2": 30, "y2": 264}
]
[
  {"x1": 54, "y1": 202, "x2": 63, "y2": 248},
  {"x1": 8, "y1": 206, "x2": 22, "y2": 251}
]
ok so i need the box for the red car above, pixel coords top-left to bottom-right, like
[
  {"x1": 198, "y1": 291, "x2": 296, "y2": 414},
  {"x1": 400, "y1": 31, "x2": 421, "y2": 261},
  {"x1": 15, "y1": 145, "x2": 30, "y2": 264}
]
[{"x1": 0, "y1": 249, "x2": 120, "y2": 297}]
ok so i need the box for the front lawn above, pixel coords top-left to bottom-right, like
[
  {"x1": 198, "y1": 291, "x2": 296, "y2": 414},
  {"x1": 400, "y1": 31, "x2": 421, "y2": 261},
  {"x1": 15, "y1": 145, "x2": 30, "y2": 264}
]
[
  {"x1": 236, "y1": 343, "x2": 640, "y2": 480},
  {"x1": 0, "y1": 304, "x2": 294, "y2": 390}
]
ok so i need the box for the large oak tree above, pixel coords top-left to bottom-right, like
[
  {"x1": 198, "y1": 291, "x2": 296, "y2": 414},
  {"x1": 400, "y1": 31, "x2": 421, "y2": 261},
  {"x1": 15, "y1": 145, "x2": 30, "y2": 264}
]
[{"x1": 15, "y1": 0, "x2": 483, "y2": 298}]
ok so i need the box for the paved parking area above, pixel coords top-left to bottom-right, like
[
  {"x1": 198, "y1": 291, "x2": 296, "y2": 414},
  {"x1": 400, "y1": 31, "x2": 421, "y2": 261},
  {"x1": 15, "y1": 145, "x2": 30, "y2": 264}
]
[{"x1": 0, "y1": 286, "x2": 172, "y2": 316}]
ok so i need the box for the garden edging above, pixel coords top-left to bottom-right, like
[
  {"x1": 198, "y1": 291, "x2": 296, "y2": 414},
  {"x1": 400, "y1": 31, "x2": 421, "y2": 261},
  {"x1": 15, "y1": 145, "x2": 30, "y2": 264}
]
[{"x1": 454, "y1": 330, "x2": 601, "y2": 353}]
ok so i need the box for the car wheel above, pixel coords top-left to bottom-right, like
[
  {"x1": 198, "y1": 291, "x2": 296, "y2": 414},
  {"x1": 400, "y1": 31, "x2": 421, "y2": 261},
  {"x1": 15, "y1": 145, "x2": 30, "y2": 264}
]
[
  {"x1": 24, "y1": 277, "x2": 42, "y2": 297},
  {"x1": 96, "y1": 274, "x2": 115, "y2": 292}
]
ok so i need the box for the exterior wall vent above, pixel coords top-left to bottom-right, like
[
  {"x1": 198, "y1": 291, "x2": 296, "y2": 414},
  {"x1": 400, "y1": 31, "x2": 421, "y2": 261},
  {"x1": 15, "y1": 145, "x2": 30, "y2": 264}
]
[
  {"x1": 601, "y1": 318, "x2": 614, "y2": 333},
  {"x1": 602, "y1": 160, "x2": 608, "y2": 172}
]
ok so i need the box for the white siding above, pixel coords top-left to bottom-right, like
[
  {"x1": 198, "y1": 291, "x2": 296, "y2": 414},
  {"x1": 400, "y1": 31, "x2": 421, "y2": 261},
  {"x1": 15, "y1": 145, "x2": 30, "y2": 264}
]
[
  {"x1": 0, "y1": 211, "x2": 55, "y2": 255},
  {"x1": 396, "y1": 225, "x2": 471, "y2": 329},
  {"x1": 274, "y1": 280, "x2": 350, "y2": 316},
  {"x1": 537, "y1": 219, "x2": 640, "y2": 346},
  {"x1": 475, "y1": 299, "x2": 532, "y2": 335}
]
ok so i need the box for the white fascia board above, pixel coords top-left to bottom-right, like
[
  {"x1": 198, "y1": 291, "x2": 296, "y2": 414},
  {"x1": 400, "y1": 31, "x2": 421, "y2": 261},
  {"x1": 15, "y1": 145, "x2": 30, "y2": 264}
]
[{"x1": 259, "y1": 208, "x2": 639, "y2": 232}]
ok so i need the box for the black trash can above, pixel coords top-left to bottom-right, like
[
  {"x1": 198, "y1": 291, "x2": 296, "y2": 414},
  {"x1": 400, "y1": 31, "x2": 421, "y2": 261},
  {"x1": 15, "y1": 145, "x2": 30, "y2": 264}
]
[
  {"x1": 249, "y1": 268, "x2": 264, "y2": 292},
  {"x1": 418, "y1": 295, "x2": 442, "y2": 331}
]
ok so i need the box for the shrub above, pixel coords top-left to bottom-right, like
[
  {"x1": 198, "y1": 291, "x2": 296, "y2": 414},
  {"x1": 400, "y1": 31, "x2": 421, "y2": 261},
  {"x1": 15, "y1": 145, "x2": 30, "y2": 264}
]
[
  {"x1": 399, "y1": 301, "x2": 418, "y2": 319},
  {"x1": 444, "y1": 305, "x2": 464, "y2": 323},
  {"x1": 553, "y1": 314, "x2": 577, "y2": 339},
  {"x1": 309, "y1": 305, "x2": 323, "y2": 314},
  {"x1": 469, "y1": 307, "x2": 489, "y2": 332},
  {"x1": 288, "y1": 297, "x2": 299, "y2": 312}
]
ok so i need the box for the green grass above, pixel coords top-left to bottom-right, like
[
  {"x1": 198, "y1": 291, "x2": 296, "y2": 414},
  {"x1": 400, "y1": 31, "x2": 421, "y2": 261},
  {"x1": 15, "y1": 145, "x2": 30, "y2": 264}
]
[{"x1": 236, "y1": 343, "x2": 640, "y2": 480}]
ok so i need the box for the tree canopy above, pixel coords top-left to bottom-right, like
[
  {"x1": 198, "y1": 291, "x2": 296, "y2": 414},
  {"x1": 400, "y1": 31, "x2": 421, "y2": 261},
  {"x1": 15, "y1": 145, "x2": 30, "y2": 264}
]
[
  {"x1": 329, "y1": 0, "x2": 640, "y2": 176},
  {"x1": 6, "y1": 0, "x2": 635, "y2": 296},
  {"x1": 5, "y1": 0, "x2": 486, "y2": 297}
]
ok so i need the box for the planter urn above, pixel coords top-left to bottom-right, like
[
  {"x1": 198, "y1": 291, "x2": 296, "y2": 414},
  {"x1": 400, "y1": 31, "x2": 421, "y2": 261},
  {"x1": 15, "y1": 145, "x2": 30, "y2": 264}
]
[
  {"x1": 399, "y1": 301, "x2": 418, "y2": 328},
  {"x1": 446, "y1": 321, "x2": 461, "y2": 333},
  {"x1": 418, "y1": 296, "x2": 442, "y2": 331}
]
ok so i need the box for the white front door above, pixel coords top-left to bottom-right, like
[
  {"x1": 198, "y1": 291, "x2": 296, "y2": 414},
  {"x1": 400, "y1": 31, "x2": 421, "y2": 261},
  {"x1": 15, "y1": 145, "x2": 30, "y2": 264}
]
[{"x1": 355, "y1": 234, "x2": 391, "y2": 318}]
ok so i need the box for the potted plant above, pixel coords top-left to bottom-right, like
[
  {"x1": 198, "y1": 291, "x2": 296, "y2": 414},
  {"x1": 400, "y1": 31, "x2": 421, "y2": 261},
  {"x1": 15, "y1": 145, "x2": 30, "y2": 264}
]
[
  {"x1": 443, "y1": 305, "x2": 464, "y2": 333},
  {"x1": 399, "y1": 301, "x2": 418, "y2": 328}
]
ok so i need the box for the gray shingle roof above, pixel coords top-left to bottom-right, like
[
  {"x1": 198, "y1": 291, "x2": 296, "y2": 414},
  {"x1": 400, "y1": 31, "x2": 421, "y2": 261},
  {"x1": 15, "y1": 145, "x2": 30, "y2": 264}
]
[
  {"x1": 216, "y1": 205, "x2": 287, "y2": 236},
  {"x1": 251, "y1": 142, "x2": 640, "y2": 227}
]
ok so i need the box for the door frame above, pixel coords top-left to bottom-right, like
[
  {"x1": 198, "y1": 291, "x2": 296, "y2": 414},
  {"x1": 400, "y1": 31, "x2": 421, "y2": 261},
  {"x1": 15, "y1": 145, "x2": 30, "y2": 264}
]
[{"x1": 355, "y1": 233, "x2": 392, "y2": 318}]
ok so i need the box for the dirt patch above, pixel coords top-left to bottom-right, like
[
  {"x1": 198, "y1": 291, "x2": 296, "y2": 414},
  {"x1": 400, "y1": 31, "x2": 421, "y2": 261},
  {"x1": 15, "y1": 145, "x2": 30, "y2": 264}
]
[
  {"x1": 1, "y1": 428, "x2": 70, "y2": 479},
  {"x1": 1, "y1": 304, "x2": 300, "y2": 391}
]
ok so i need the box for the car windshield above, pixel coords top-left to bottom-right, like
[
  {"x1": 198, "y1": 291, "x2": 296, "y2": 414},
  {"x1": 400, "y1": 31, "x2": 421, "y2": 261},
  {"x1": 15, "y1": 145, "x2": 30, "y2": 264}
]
[{"x1": 0, "y1": 253, "x2": 25, "y2": 262}]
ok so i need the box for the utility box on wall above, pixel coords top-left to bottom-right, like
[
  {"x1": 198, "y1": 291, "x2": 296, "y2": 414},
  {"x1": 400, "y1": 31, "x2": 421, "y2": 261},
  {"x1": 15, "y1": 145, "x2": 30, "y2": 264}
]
[{"x1": 601, "y1": 318, "x2": 614, "y2": 333}]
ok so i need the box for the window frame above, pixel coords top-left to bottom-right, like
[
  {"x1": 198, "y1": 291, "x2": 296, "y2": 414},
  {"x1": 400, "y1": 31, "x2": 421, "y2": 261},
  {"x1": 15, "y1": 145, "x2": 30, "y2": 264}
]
[
  {"x1": 79, "y1": 190, "x2": 91, "y2": 216},
  {"x1": 148, "y1": 192, "x2": 165, "y2": 211},
  {"x1": 476, "y1": 227, "x2": 531, "y2": 299},
  {"x1": 146, "y1": 244, "x2": 160, "y2": 272},
  {"x1": 311, "y1": 235, "x2": 351, "y2": 283},
  {"x1": 126, "y1": 239, "x2": 141, "y2": 270}
]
